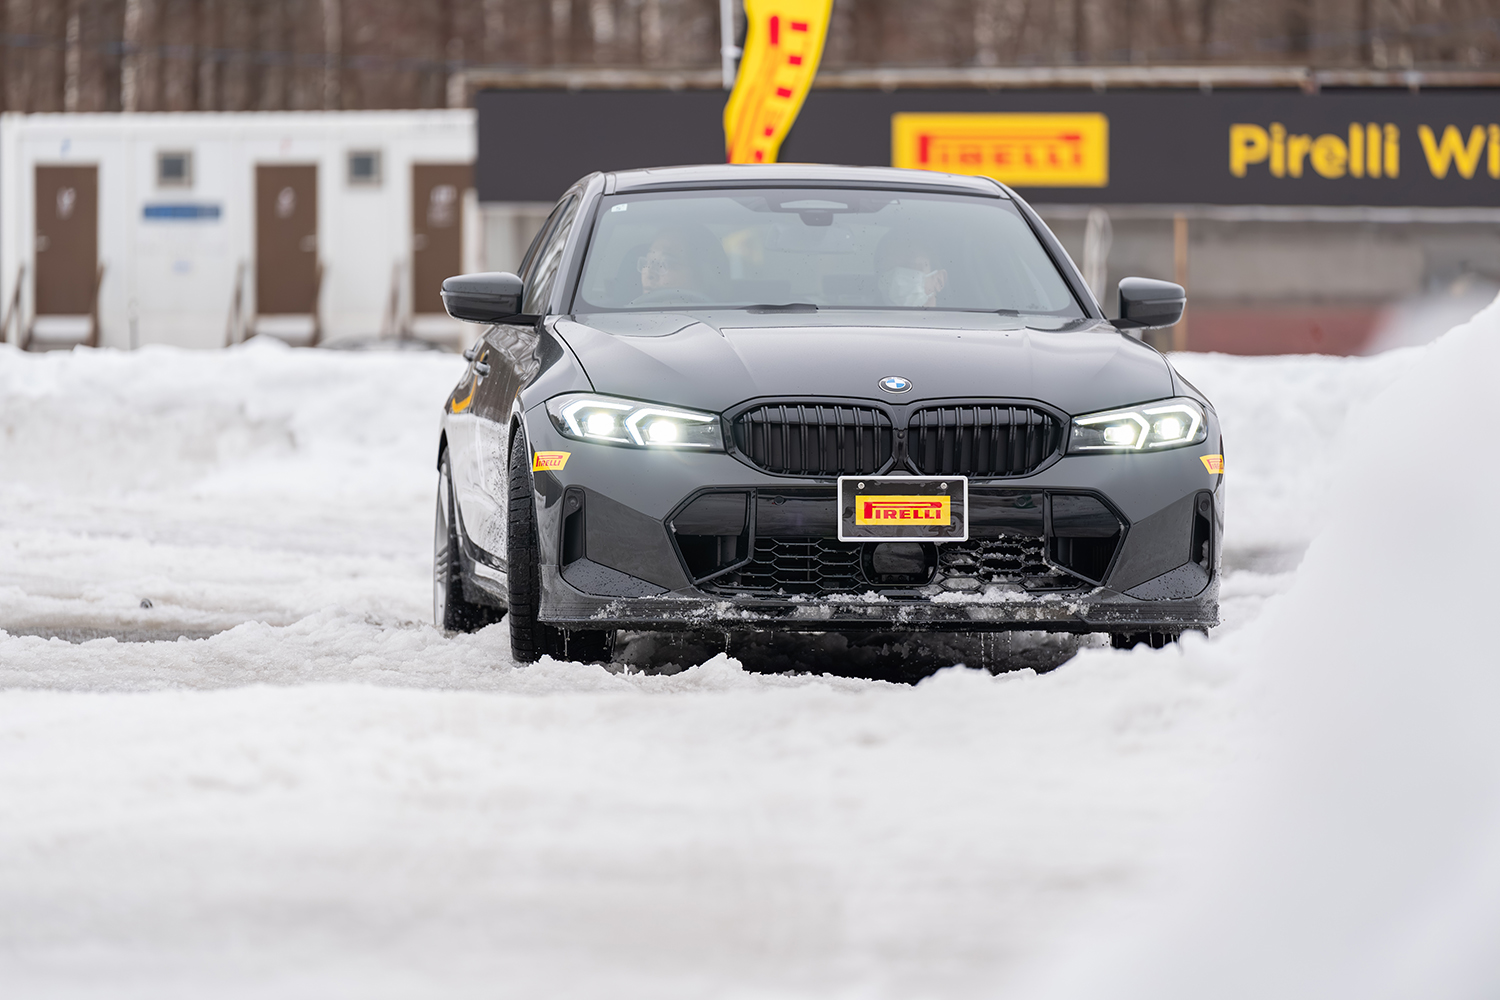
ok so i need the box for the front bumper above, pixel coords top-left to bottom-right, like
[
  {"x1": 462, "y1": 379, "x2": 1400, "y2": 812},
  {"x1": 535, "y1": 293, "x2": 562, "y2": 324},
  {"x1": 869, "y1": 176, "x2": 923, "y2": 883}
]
[{"x1": 523, "y1": 407, "x2": 1223, "y2": 635}]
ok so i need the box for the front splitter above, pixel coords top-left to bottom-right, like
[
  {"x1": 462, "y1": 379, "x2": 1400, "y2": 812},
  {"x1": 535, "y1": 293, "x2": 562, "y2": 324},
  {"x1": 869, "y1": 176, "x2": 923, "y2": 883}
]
[{"x1": 539, "y1": 567, "x2": 1219, "y2": 633}]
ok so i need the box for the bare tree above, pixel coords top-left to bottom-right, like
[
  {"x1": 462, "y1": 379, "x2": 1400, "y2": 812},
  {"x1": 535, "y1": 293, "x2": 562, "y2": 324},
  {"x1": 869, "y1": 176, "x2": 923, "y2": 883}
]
[
  {"x1": 1285, "y1": 0, "x2": 1311, "y2": 57},
  {"x1": 0, "y1": 0, "x2": 8, "y2": 111},
  {"x1": 481, "y1": 0, "x2": 504, "y2": 62},
  {"x1": 64, "y1": 0, "x2": 82, "y2": 111},
  {"x1": 323, "y1": 0, "x2": 343, "y2": 109},
  {"x1": 590, "y1": 0, "x2": 618, "y2": 61},
  {"x1": 640, "y1": 0, "x2": 664, "y2": 63},
  {"x1": 121, "y1": 0, "x2": 142, "y2": 111}
]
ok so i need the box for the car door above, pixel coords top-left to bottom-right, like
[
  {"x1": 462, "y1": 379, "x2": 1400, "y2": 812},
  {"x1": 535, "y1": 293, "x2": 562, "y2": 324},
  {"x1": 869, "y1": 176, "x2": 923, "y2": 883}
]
[
  {"x1": 450, "y1": 193, "x2": 579, "y2": 560},
  {"x1": 465, "y1": 193, "x2": 583, "y2": 564}
]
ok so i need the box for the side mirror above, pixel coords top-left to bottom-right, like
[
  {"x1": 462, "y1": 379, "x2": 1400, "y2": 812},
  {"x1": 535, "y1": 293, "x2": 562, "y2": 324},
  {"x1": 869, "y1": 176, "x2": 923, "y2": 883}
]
[
  {"x1": 1115, "y1": 277, "x2": 1185, "y2": 331},
  {"x1": 441, "y1": 272, "x2": 526, "y2": 323}
]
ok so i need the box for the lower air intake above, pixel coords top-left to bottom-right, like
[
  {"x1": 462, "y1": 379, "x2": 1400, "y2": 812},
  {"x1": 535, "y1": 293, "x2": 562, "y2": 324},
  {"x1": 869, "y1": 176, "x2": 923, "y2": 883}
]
[{"x1": 704, "y1": 534, "x2": 1079, "y2": 597}]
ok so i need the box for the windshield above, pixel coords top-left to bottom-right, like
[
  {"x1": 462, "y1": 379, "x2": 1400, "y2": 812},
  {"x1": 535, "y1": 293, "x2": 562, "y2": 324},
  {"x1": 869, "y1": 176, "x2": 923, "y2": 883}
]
[{"x1": 574, "y1": 188, "x2": 1085, "y2": 318}]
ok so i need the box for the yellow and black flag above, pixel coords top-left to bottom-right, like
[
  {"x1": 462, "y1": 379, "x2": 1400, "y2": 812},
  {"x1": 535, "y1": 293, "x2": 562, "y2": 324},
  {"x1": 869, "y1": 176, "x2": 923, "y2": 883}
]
[{"x1": 723, "y1": 0, "x2": 834, "y2": 164}]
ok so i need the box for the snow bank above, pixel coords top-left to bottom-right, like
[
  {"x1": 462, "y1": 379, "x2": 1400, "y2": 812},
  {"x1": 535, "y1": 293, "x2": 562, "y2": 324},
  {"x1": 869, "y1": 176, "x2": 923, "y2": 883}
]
[
  {"x1": 0, "y1": 337, "x2": 466, "y2": 632},
  {"x1": 1025, "y1": 293, "x2": 1500, "y2": 999}
]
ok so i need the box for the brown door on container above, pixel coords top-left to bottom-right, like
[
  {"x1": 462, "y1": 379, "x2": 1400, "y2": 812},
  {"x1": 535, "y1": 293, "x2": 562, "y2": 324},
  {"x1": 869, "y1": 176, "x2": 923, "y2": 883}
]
[
  {"x1": 34, "y1": 166, "x2": 99, "y2": 315},
  {"x1": 412, "y1": 163, "x2": 471, "y2": 314},
  {"x1": 255, "y1": 165, "x2": 318, "y2": 314}
]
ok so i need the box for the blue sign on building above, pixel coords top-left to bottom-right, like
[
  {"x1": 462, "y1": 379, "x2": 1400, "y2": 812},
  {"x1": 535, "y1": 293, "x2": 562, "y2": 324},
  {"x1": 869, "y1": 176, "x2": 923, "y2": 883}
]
[{"x1": 142, "y1": 203, "x2": 222, "y2": 221}]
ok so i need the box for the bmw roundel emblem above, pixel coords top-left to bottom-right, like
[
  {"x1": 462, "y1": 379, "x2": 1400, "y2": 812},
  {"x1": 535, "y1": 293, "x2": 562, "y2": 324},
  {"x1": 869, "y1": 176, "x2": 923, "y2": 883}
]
[{"x1": 879, "y1": 375, "x2": 912, "y2": 394}]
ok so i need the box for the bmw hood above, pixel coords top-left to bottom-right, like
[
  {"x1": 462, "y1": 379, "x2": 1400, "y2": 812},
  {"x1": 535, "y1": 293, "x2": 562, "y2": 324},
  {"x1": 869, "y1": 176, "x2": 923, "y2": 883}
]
[{"x1": 556, "y1": 311, "x2": 1176, "y2": 416}]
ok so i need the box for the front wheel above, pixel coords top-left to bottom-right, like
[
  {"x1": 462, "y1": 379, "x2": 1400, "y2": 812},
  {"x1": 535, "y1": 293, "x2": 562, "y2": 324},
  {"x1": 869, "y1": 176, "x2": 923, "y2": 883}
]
[
  {"x1": 505, "y1": 430, "x2": 615, "y2": 664},
  {"x1": 434, "y1": 450, "x2": 504, "y2": 632}
]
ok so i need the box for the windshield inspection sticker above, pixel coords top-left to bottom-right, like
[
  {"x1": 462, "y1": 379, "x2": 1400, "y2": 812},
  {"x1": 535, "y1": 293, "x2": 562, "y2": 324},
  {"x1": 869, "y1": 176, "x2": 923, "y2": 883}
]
[
  {"x1": 532, "y1": 451, "x2": 571, "y2": 472},
  {"x1": 1201, "y1": 454, "x2": 1224, "y2": 473}
]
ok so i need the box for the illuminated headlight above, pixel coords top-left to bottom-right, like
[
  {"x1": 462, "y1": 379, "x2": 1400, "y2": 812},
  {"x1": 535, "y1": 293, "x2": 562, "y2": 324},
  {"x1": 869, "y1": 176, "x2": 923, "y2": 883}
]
[
  {"x1": 547, "y1": 393, "x2": 723, "y2": 450},
  {"x1": 1068, "y1": 398, "x2": 1207, "y2": 453}
]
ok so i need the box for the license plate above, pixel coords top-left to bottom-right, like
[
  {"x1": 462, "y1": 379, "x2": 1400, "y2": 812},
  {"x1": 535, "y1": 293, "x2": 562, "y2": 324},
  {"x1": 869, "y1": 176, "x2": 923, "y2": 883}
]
[{"x1": 837, "y1": 476, "x2": 969, "y2": 542}]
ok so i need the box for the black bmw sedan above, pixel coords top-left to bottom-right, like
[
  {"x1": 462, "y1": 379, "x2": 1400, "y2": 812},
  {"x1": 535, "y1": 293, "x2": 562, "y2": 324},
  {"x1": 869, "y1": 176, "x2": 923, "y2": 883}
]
[{"x1": 434, "y1": 164, "x2": 1223, "y2": 663}]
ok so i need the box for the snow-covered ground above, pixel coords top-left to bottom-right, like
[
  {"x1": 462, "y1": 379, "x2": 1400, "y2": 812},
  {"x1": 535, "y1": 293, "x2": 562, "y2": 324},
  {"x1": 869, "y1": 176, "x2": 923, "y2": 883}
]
[{"x1": 1, "y1": 307, "x2": 1496, "y2": 998}]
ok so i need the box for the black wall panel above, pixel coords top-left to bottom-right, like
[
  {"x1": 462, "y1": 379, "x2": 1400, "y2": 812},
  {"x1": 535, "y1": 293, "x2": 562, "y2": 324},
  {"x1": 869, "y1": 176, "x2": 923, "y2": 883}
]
[{"x1": 477, "y1": 87, "x2": 1500, "y2": 207}]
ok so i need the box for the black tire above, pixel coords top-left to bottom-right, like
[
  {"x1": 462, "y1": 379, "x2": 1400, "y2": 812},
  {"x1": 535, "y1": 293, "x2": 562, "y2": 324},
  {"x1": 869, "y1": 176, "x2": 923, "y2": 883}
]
[
  {"x1": 1110, "y1": 631, "x2": 1180, "y2": 650},
  {"x1": 506, "y1": 430, "x2": 615, "y2": 664},
  {"x1": 434, "y1": 449, "x2": 504, "y2": 632}
]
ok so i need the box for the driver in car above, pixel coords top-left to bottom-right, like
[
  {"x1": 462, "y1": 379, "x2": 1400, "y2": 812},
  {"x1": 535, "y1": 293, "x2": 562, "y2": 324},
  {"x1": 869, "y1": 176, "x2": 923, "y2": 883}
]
[
  {"x1": 875, "y1": 232, "x2": 948, "y2": 307},
  {"x1": 634, "y1": 226, "x2": 729, "y2": 303}
]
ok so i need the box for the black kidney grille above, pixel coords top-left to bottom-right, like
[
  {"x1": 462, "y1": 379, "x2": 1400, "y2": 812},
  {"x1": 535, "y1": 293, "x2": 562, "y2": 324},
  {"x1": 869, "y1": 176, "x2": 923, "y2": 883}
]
[
  {"x1": 907, "y1": 405, "x2": 1062, "y2": 477},
  {"x1": 733, "y1": 403, "x2": 893, "y2": 476}
]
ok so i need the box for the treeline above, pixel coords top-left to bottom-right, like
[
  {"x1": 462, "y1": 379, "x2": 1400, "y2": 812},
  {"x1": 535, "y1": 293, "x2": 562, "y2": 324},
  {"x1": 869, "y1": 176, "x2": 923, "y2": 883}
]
[{"x1": 2, "y1": 0, "x2": 1497, "y2": 113}]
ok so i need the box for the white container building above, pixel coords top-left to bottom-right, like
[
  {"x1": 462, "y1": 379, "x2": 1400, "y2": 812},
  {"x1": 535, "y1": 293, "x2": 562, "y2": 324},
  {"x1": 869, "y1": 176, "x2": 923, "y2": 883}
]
[{"x1": 1, "y1": 110, "x2": 480, "y2": 350}]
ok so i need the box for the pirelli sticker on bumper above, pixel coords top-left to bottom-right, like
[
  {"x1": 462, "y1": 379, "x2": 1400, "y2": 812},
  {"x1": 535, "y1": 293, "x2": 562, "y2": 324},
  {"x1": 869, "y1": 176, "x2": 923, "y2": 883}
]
[
  {"x1": 1201, "y1": 454, "x2": 1224, "y2": 474},
  {"x1": 855, "y1": 495, "x2": 951, "y2": 526},
  {"x1": 892, "y1": 112, "x2": 1109, "y2": 187},
  {"x1": 532, "y1": 450, "x2": 570, "y2": 472}
]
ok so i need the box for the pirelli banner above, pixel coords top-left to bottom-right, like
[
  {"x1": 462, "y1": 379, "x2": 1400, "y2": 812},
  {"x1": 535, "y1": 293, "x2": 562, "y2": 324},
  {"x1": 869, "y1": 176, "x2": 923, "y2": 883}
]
[{"x1": 475, "y1": 88, "x2": 1500, "y2": 206}]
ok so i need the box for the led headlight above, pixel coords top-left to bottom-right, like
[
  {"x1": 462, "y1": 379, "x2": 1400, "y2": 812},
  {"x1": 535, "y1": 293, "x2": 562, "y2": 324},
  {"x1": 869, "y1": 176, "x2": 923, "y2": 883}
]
[
  {"x1": 1069, "y1": 398, "x2": 1207, "y2": 453},
  {"x1": 546, "y1": 393, "x2": 723, "y2": 450}
]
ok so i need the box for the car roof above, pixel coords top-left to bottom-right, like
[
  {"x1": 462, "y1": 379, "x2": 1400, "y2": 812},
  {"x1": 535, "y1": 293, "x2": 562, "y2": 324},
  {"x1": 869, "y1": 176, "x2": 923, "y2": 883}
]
[{"x1": 605, "y1": 163, "x2": 1010, "y2": 197}]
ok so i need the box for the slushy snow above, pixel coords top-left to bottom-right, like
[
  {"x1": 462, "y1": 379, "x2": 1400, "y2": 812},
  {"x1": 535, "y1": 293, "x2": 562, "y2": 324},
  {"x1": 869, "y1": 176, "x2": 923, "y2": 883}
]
[{"x1": 0, "y1": 304, "x2": 1495, "y2": 998}]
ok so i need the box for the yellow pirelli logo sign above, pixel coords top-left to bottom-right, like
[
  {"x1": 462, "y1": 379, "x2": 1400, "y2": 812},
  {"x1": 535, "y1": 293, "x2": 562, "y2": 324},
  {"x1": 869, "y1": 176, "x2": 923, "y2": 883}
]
[
  {"x1": 892, "y1": 112, "x2": 1109, "y2": 187},
  {"x1": 855, "y1": 495, "x2": 951, "y2": 526}
]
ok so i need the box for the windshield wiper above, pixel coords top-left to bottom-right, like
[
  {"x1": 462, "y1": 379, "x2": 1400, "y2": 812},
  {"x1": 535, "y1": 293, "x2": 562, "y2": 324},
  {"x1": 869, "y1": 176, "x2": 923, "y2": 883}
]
[
  {"x1": 745, "y1": 302, "x2": 819, "y2": 313},
  {"x1": 1024, "y1": 316, "x2": 1096, "y2": 332}
]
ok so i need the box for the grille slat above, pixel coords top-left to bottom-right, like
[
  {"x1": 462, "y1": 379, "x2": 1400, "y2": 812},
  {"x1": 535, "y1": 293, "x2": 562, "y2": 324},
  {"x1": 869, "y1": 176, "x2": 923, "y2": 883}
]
[
  {"x1": 907, "y1": 404, "x2": 1061, "y2": 478},
  {"x1": 804, "y1": 407, "x2": 816, "y2": 476},
  {"x1": 733, "y1": 403, "x2": 893, "y2": 477},
  {"x1": 786, "y1": 404, "x2": 798, "y2": 476},
  {"x1": 990, "y1": 407, "x2": 1002, "y2": 476}
]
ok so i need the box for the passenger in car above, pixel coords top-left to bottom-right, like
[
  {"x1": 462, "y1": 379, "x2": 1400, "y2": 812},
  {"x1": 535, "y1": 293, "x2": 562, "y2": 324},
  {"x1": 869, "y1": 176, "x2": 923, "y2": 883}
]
[
  {"x1": 633, "y1": 226, "x2": 730, "y2": 302},
  {"x1": 610, "y1": 243, "x2": 648, "y2": 301},
  {"x1": 875, "y1": 232, "x2": 948, "y2": 307}
]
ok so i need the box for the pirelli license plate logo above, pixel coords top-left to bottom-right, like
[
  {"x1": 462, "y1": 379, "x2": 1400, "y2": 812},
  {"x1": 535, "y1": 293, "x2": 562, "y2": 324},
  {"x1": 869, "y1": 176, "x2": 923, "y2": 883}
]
[
  {"x1": 892, "y1": 112, "x2": 1109, "y2": 187},
  {"x1": 856, "y1": 495, "x2": 951, "y2": 526},
  {"x1": 839, "y1": 475, "x2": 969, "y2": 542}
]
